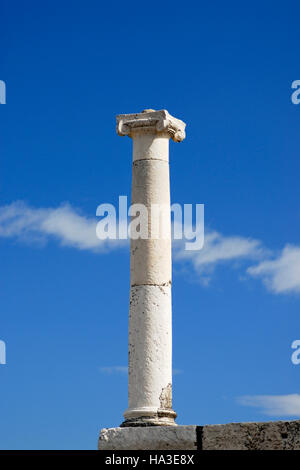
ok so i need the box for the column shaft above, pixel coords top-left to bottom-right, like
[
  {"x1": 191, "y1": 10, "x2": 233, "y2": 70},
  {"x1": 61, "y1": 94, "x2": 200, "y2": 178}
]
[
  {"x1": 116, "y1": 109, "x2": 186, "y2": 427},
  {"x1": 123, "y1": 131, "x2": 175, "y2": 426}
]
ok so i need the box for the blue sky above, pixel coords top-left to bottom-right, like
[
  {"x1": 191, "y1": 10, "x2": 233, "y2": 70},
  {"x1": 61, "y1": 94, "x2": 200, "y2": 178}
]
[{"x1": 1, "y1": 0, "x2": 300, "y2": 450}]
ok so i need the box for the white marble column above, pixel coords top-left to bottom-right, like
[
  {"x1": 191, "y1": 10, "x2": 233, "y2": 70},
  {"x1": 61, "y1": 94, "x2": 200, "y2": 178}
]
[{"x1": 117, "y1": 109, "x2": 186, "y2": 426}]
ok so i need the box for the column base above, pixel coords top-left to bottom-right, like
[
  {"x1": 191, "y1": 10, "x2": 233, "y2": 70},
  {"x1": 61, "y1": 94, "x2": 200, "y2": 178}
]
[{"x1": 120, "y1": 407, "x2": 177, "y2": 427}]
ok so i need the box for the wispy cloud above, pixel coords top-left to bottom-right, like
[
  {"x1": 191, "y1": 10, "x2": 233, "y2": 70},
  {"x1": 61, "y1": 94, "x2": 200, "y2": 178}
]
[
  {"x1": 247, "y1": 245, "x2": 300, "y2": 294},
  {"x1": 174, "y1": 230, "x2": 266, "y2": 285},
  {"x1": 0, "y1": 201, "x2": 125, "y2": 252},
  {"x1": 238, "y1": 394, "x2": 300, "y2": 417},
  {"x1": 1, "y1": 201, "x2": 300, "y2": 296}
]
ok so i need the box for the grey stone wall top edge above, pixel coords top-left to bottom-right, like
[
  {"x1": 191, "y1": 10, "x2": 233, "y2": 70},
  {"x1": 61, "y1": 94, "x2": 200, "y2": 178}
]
[
  {"x1": 99, "y1": 425, "x2": 197, "y2": 450},
  {"x1": 101, "y1": 420, "x2": 300, "y2": 432},
  {"x1": 202, "y1": 419, "x2": 300, "y2": 450},
  {"x1": 101, "y1": 424, "x2": 197, "y2": 431},
  {"x1": 99, "y1": 421, "x2": 300, "y2": 450},
  {"x1": 202, "y1": 419, "x2": 300, "y2": 428}
]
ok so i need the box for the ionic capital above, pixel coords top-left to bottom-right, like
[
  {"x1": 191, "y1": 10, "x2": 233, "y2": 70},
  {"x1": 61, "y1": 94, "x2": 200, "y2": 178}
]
[{"x1": 116, "y1": 109, "x2": 186, "y2": 142}]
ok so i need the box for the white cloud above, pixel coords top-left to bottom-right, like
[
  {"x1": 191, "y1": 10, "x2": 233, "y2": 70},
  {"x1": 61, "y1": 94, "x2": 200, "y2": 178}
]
[
  {"x1": 247, "y1": 245, "x2": 300, "y2": 294},
  {"x1": 0, "y1": 201, "x2": 126, "y2": 252},
  {"x1": 238, "y1": 394, "x2": 300, "y2": 417},
  {"x1": 174, "y1": 230, "x2": 266, "y2": 285},
  {"x1": 1, "y1": 201, "x2": 300, "y2": 296}
]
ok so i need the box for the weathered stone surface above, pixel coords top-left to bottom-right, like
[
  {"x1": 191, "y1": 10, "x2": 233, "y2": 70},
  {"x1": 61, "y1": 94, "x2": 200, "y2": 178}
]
[
  {"x1": 117, "y1": 109, "x2": 186, "y2": 143},
  {"x1": 116, "y1": 109, "x2": 186, "y2": 427},
  {"x1": 133, "y1": 132, "x2": 170, "y2": 162},
  {"x1": 130, "y1": 157, "x2": 171, "y2": 286},
  {"x1": 99, "y1": 420, "x2": 300, "y2": 450},
  {"x1": 131, "y1": 159, "x2": 170, "y2": 207},
  {"x1": 125, "y1": 285, "x2": 174, "y2": 426},
  {"x1": 99, "y1": 425, "x2": 197, "y2": 450},
  {"x1": 130, "y1": 239, "x2": 172, "y2": 286},
  {"x1": 201, "y1": 420, "x2": 300, "y2": 450}
]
